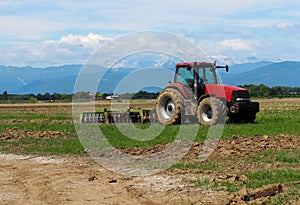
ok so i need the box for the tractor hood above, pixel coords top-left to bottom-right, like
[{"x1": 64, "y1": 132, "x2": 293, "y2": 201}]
[{"x1": 205, "y1": 84, "x2": 248, "y2": 101}]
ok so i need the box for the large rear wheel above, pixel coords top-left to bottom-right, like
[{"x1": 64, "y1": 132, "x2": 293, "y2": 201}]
[
  {"x1": 156, "y1": 89, "x2": 184, "y2": 125},
  {"x1": 198, "y1": 98, "x2": 227, "y2": 126}
]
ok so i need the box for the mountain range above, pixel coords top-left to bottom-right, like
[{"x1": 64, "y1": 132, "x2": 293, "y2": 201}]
[
  {"x1": 0, "y1": 61, "x2": 299, "y2": 94},
  {"x1": 219, "y1": 61, "x2": 300, "y2": 87}
]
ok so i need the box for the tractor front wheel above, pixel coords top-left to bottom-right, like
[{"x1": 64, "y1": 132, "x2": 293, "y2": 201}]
[
  {"x1": 228, "y1": 112, "x2": 256, "y2": 124},
  {"x1": 156, "y1": 89, "x2": 184, "y2": 125},
  {"x1": 198, "y1": 98, "x2": 227, "y2": 126}
]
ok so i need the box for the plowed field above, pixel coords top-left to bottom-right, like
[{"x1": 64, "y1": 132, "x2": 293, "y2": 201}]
[{"x1": 0, "y1": 98, "x2": 299, "y2": 204}]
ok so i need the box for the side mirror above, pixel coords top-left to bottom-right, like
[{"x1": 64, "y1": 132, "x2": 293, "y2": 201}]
[
  {"x1": 187, "y1": 64, "x2": 192, "y2": 71},
  {"x1": 216, "y1": 65, "x2": 229, "y2": 72},
  {"x1": 226, "y1": 65, "x2": 229, "y2": 72}
]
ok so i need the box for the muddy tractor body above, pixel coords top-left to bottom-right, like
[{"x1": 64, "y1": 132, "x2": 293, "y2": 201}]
[{"x1": 156, "y1": 62, "x2": 259, "y2": 125}]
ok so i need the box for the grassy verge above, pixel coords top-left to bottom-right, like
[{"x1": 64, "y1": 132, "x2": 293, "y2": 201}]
[
  {"x1": 94, "y1": 109, "x2": 300, "y2": 148},
  {"x1": 0, "y1": 137, "x2": 83, "y2": 155},
  {"x1": 250, "y1": 149, "x2": 300, "y2": 163},
  {"x1": 0, "y1": 109, "x2": 299, "y2": 154},
  {"x1": 223, "y1": 109, "x2": 300, "y2": 139}
]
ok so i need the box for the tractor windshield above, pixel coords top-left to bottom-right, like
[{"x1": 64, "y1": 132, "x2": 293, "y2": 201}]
[
  {"x1": 198, "y1": 67, "x2": 218, "y2": 84},
  {"x1": 175, "y1": 65, "x2": 219, "y2": 87}
]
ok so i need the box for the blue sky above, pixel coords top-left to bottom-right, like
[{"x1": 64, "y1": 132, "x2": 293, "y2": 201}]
[{"x1": 0, "y1": 0, "x2": 299, "y2": 67}]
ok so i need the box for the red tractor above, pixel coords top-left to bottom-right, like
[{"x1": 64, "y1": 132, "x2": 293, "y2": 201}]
[{"x1": 156, "y1": 62, "x2": 259, "y2": 125}]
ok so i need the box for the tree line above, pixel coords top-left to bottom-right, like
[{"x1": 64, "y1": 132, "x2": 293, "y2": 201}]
[
  {"x1": 0, "y1": 92, "x2": 73, "y2": 102},
  {"x1": 0, "y1": 84, "x2": 299, "y2": 102},
  {"x1": 0, "y1": 91, "x2": 160, "y2": 102},
  {"x1": 239, "y1": 84, "x2": 300, "y2": 98}
]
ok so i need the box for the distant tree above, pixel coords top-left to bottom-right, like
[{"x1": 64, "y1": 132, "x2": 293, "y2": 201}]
[
  {"x1": 37, "y1": 93, "x2": 43, "y2": 100},
  {"x1": 29, "y1": 97, "x2": 37, "y2": 103},
  {"x1": 2, "y1": 91, "x2": 8, "y2": 101},
  {"x1": 44, "y1": 93, "x2": 51, "y2": 101},
  {"x1": 95, "y1": 92, "x2": 102, "y2": 100},
  {"x1": 119, "y1": 91, "x2": 159, "y2": 100},
  {"x1": 53, "y1": 93, "x2": 61, "y2": 100},
  {"x1": 73, "y1": 91, "x2": 94, "y2": 101},
  {"x1": 61, "y1": 93, "x2": 72, "y2": 101},
  {"x1": 270, "y1": 86, "x2": 283, "y2": 96},
  {"x1": 239, "y1": 84, "x2": 300, "y2": 98}
]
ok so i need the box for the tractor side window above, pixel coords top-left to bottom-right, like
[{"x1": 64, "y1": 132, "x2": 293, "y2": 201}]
[{"x1": 175, "y1": 67, "x2": 194, "y2": 87}]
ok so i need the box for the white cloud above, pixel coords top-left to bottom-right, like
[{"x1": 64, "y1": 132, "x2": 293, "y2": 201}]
[
  {"x1": 210, "y1": 54, "x2": 262, "y2": 65},
  {"x1": 3, "y1": 0, "x2": 299, "y2": 41},
  {"x1": 276, "y1": 22, "x2": 294, "y2": 29},
  {"x1": 275, "y1": 22, "x2": 300, "y2": 30},
  {"x1": 216, "y1": 39, "x2": 260, "y2": 52},
  {"x1": 0, "y1": 15, "x2": 66, "y2": 40},
  {"x1": 57, "y1": 33, "x2": 112, "y2": 48},
  {"x1": 1, "y1": 0, "x2": 300, "y2": 66},
  {"x1": 0, "y1": 33, "x2": 112, "y2": 67}
]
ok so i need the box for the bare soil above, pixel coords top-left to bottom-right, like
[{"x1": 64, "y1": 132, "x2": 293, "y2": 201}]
[
  {"x1": 0, "y1": 99, "x2": 299, "y2": 204},
  {"x1": 0, "y1": 134, "x2": 299, "y2": 205}
]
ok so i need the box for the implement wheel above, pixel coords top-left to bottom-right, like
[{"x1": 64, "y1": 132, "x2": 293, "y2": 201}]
[
  {"x1": 198, "y1": 98, "x2": 227, "y2": 126},
  {"x1": 156, "y1": 88, "x2": 184, "y2": 125}
]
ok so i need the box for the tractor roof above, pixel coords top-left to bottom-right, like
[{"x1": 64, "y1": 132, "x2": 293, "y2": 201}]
[{"x1": 176, "y1": 62, "x2": 214, "y2": 67}]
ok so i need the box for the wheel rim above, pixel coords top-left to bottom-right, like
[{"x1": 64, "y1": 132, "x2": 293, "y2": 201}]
[
  {"x1": 159, "y1": 96, "x2": 175, "y2": 119},
  {"x1": 201, "y1": 104, "x2": 212, "y2": 122}
]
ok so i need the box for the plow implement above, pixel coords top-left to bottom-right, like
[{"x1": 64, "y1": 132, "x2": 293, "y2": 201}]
[{"x1": 81, "y1": 108, "x2": 157, "y2": 124}]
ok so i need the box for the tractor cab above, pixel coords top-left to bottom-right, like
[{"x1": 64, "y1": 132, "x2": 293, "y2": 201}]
[{"x1": 174, "y1": 62, "x2": 228, "y2": 99}]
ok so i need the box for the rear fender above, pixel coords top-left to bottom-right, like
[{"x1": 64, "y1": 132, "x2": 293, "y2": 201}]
[
  {"x1": 164, "y1": 82, "x2": 193, "y2": 98},
  {"x1": 198, "y1": 94, "x2": 214, "y2": 104},
  {"x1": 198, "y1": 94, "x2": 227, "y2": 109}
]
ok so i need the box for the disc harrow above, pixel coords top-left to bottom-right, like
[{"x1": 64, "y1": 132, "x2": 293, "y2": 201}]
[{"x1": 81, "y1": 108, "x2": 156, "y2": 124}]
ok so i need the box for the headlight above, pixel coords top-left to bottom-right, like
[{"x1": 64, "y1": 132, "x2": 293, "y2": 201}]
[
  {"x1": 232, "y1": 90, "x2": 251, "y2": 102},
  {"x1": 236, "y1": 97, "x2": 250, "y2": 102}
]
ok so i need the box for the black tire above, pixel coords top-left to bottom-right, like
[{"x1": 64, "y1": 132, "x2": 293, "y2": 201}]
[
  {"x1": 229, "y1": 112, "x2": 256, "y2": 124},
  {"x1": 156, "y1": 88, "x2": 184, "y2": 125},
  {"x1": 198, "y1": 98, "x2": 227, "y2": 126},
  {"x1": 245, "y1": 112, "x2": 256, "y2": 123}
]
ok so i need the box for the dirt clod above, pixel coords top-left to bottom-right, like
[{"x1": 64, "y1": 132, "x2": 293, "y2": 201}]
[
  {"x1": 249, "y1": 184, "x2": 283, "y2": 200},
  {"x1": 0, "y1": 128, "x2": 72, "y2": 141}
]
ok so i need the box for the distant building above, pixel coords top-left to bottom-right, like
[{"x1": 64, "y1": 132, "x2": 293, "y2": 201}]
[{"x1": 106, "y1": 95, "x2": 119, "y2": 100}]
